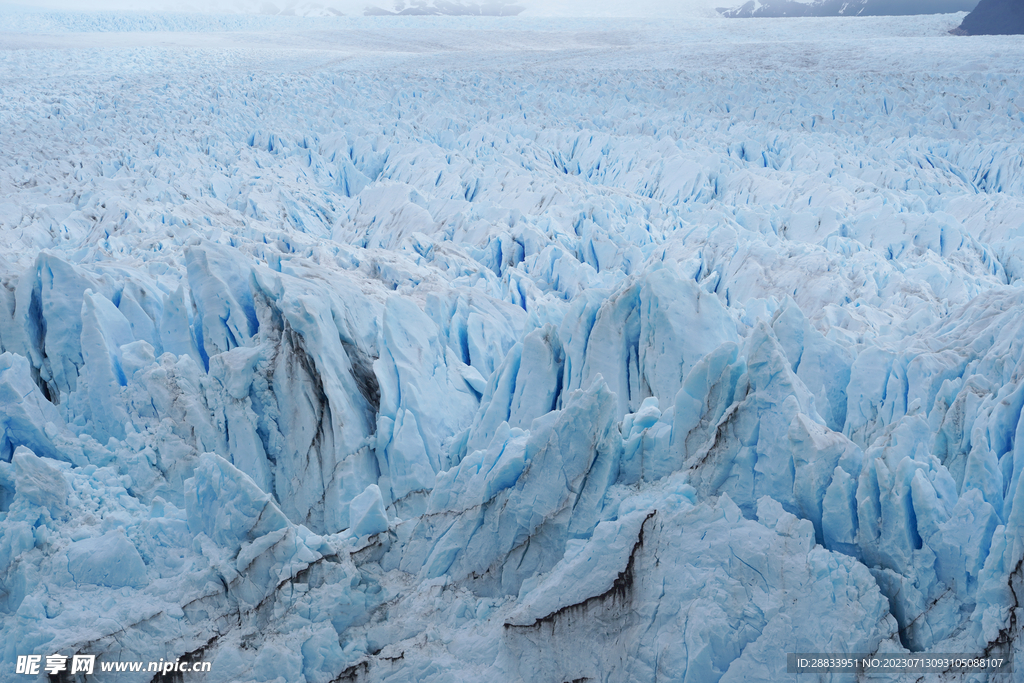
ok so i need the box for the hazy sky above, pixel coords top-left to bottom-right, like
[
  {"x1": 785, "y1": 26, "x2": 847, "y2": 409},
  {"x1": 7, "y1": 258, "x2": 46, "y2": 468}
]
[{"x1": 0, "y1": 0, "x2": 727, "y2": 18}]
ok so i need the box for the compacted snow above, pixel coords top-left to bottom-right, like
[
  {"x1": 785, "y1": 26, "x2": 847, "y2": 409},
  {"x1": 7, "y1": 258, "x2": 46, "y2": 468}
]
[{"x1": 1, "y1": 9, "x2": 1024, "y2": 682}]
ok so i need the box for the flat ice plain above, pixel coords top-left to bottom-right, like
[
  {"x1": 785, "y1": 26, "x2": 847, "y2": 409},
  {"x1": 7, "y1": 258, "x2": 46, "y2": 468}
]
[{"x1": 2, "y1": 8, "x2": 1024, "y2": 682}]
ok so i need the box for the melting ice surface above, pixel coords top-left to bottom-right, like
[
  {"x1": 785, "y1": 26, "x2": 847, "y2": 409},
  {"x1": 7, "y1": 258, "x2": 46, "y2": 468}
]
[{"x1": 1, "y1": 9, "x2": 1024, "y2": 682}]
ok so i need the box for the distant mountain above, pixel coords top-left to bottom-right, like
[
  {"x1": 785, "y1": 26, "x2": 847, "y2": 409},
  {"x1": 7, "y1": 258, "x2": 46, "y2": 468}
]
[
  {"x1": 255, "y1": 1, "x2": 346, "y2": 14},
  {"x1": 224, "y1": 0, "x2": 525, "y2": 17},
  {"x1": 719, "y1": 0, "x2": 977, "y2": 18},
  {"x1": 952, "y1": 0, "x2": 1024, "y2": 34},
  {"x1": 364, "y1": 1, "x2": 524, "y2": 15}
]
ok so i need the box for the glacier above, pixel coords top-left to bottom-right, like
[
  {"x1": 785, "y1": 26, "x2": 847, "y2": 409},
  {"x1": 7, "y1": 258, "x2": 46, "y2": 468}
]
[{"x1": 1, "y1": 8, "x2": 1024, "y2": 682}]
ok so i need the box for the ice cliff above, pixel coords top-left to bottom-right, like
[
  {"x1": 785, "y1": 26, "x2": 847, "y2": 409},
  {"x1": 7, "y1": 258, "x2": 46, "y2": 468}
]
[
  {"x1": 718, "y1": 0, "x2": 977, "y2": 19},
  {"x1": 1, "y1": 12, "x2": 1024, "y2": 682}
]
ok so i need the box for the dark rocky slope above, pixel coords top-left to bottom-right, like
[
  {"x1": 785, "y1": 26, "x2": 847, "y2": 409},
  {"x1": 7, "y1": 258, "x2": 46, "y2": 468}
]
[{"x1": 953, "y1": 0, "x2": 1024, "y2": 34}]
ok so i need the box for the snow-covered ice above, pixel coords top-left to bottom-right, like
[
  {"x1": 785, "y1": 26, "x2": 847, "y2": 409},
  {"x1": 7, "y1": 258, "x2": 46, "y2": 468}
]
[{"x1": 1, "y1": 8, "x2": 1024, "y2": 682}]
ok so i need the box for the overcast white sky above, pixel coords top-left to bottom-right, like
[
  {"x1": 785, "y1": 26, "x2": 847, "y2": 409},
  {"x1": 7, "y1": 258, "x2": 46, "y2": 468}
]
[{"x1": 0, "y1": 0, "x2": 727, "y2": 17}]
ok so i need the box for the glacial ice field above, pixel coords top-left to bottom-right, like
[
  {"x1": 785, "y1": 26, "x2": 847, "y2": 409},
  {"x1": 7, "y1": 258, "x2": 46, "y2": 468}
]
[{"x1": 1, "y1": 8, "x2": 1024, "y2": 682}]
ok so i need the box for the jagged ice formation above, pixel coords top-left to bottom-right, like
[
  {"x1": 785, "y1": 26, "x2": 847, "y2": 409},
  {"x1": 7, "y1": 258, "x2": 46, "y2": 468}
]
[{"x1": 1, "y1": 11, "x2": 1024, "y2": 683}]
